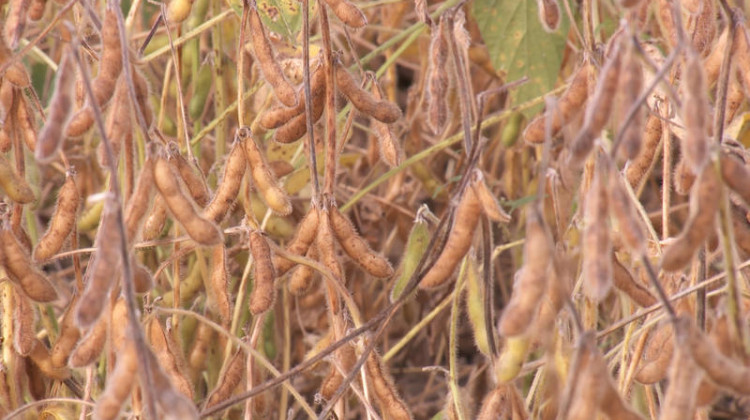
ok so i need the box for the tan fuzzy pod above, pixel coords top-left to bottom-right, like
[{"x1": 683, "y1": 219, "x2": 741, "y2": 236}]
[
  {"x1": 76, "y1": 194, "x2": 121, "y2": 328},
  {"x1": 704, "y1": 28, "x2": 728, "y2": 86},
  {"x1": 612, "y1": 255, "x2": 655, "y2": 307},
  {"x1": 592, "y1": 339, "x2": 645, "y2": 420},
  {"x1": 168, "y1": 142, "x2": 210, "y2": 207},
  {"x1": 1, "y1": 227, "x2": 58, "y2": 302},
  {"x1": 142, "y1": 195, "x2": 168, "y2": 241},
  {"x1": 660, "y1": 318, "x2": 703, "y2": 420},
  {"x1": 370, "y1": 78, "x2": 402, "y2": 167},
  {"x1": 203, "y1": 138, "x2": 247, "y2": 223},
  {"x1": 288, "y1": 246, "x2": 316, "y2": 295},
  {"x1": 477, "y1": 383, "x2": 528, "y2": 420},
  {"x1": 92, "y1": 342, "x2": 138, "y2": 420},
  {"x1": 720, "y1": 151, "x2": 750, "y2": 207},
  {"x1": 273, "y1": 207, "x2": 319, "y2": 276},
  {"x1": 259, "y1": 62, "x2": 325, "y2": 130},
  {"x1": 205, "y1": 344, "x2": 246, "y2": 409},
  {"x1": 50, "y1": 295, "x2": 81, "y2": 368},
  {"x1": 426, "y1": 16, "x2": 450, "y2": 135},
  {"x1": 625, "y1": 113, "x2": 662, "y2": 188},
  {"x1": 132, "y1": 260, "x2": 153, "y2": 294},
  {"x1": 673, "y1": 156, "x2": 696, "y2": 196},
  {"x1": 498, "y1": 209, "x2": 551, "y2": 336},
  {"x1": 471, "y1": 169, "x2": 511, "y2": 223},
  {"x1": 12, "y1": 286, "x2": 36, "y2": 356},
  {"x1": 65, "y1": 6, "x2": 123, "y2": 137},
  {"x1": 537, "y1": 0, "x2": 560, "y2": 33},
  {"x1": 420, "y1": 186, "x2": 482, "y2": 289},
  {"x1": 635, "y1": 322, "x2": 674, "y2": 384},
  {"x1": 661, "y1": 166, "x2": 720, "y2": 271},
  {"x1": 248, "y1": 5, "x2": 297, "y2": 107},
  {"x1": 681, "y1": 52, "x2": 710, "y2": 172},
  {"x1": 617, "y1": 40, "x2": 644, "y2": 160},
  {"x1": 99, "y1": 77, "x2": 131, "y2": 167},
  {"x1": 677, "y1": 315, "x2": 750, "y2": 394},
  {"x1": 36, "y1": 53, "x2": 75, "y2": 163},
  {"x1": 15, "y1": 97, "x2": 37, "y2": 151},
  {"x1": 27, "y1": 337, "x2": 71, "y2": 380},
  {"x1": 132, "y1": 67, "x2": 154, "y2": 128},
  {"x1": 582, "y1": 164, "x2": 612, "y2": 302},
  {"x1": 0, "y1": 154, "x2": 35, "y2": 204},
  {"x1": 523, "y1": 61, "x2": 592, "y2": 144},
  {"x1": 570, "y1": 40, "x2": 623, "y2": 166},
  {"x1": 561, "y1": 333, "x2": 603, "y2": 419},
  {"x1": 27, "y1": 0, "x2": 45, "y2": 21},
  {"x1": 322, "y1": 0, "x2": 366, "y2": 27},
  {"x1": 249, "y1": 230, "x2": 276, "y2": 315},
  {"x1": 272, "y1": 91, "x2": 325, "y2": 143},
  {"x1": 335, "y1": 60, "x2": 402, "y2": 123},
  {"x1": 155, "y1": 155, "x2": 223, "y2": 246},
  {"x1": 365, "y1": 346, "x2": 412, "y2": 420},
  {"x1": 242, "y1": 128, "x2": 292, "y2": 215},
  {"x1": 207, "y1": 245, "x2": 232, "y2": 325},
  {"x1": 320, "y1": 342, "x2": 356, "y2": 400},
  {"x1": 2, "y1": 0, "x2": 28, "y2": 51},
  {"x1": 147, "y1": 317, "x2": 193, "y2": 398},
  {"x1": 330, "y1": 206, "x2": 393, "y2": 277},
  {"x1": 33, "y1": 173, "x2": 79, "y2": 262},
  {"x1": 124, "y1": 154, "x2": 156, "y2": 241},
  {"x1": 608, "y1": 170, "x2": 646, "y2": 254},
  {"x1": 188, "y1": 321, "x2": 214, "y2": 372},
  {"x1": 316, "y1": 207, "x2": 344, "y2": 311},
  {"x1": 68, "y1": 308, "x2": 108, "y2": 367}
]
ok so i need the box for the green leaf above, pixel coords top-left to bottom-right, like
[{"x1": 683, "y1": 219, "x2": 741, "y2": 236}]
[
  {"x1": 256, "y1": 0, "x2": 316, "y2": 42},
  {"x1": 473, "y1": 0, "x2": 568, "y2": 117}
]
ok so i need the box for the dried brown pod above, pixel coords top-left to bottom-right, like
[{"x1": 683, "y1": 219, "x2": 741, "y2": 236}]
[
  {"x1": 132, "y1": 258, "x2": 153, "y2": 293},
  {"x1": 560, "y1": 333, "x2": 602, "y2": 420},
  {"x1": 205, "y1": 344, "x2": 246, "y2": 409},
  {"x1": 608, "y1": 170, "x2": 646, "y2": 254},
  {"x1": 15, "y1": 96, "x2": 36, "y2": 151},
  {"x1": 720, "y1": 151, "x2": 750, "y2": 207},
  {"x1": 147, "y1": 317, "x2": 193, "y2": 398},
  {"x1": 681, "y1": 51, "x2": 710, "y2": 172},
  {"x1": 523, "y1": 62, "x2": 592, "y2": 144},
  {"x1": 617, "y1": 40, "x2": 644, "y2": 159},
  {"x1": 98, "y1": 76, "x2": 131, "y2": 168},
  {"x1": 419, "y1": 186, "x2": 481, "y2": 289},
  {"x1": 370, "y1": 78, "x2": 402, "y2": 167},
  {"x1": 248, "y1": 230, "x2": 276, "y2": 315},
  {"x1": 12, "y1": 286, "x2": 36, "y2": 356},
  {"x1": 33, "y1": 172, "x2": 79, "y2": 262},
  {"x1": 273, "y1": 207, "x2": 319, "y2": 276},
  {"x1": 288, "y1": 246, "x2": 316, "y2": 295},
  {"x1": 477, "y1": 383, "x2": 528, "y2": 420},
  {"x1": 591, "y1": 337, "x2": 645, "y2": 420},
  {"x1": 673, "y1": 155, "x2": 696, "y2": 195},
  {"x1": 36, "y1": 52, "x2": 75, "y2": 163},
  {"x1": 570, "y1": 39, "x2": 623, "y2": 166},
  {"x1": 471, "y1": 169, "x2": 511, "y2": 223},
  {"x1": 248, "y1": 4, "x2": 297, "y2": 107},
  {"x1": 76, "y1": 194, "x2": 121, "y2": 328},
  {"x1": 1, "y1": 226, "x2": 57, "y2": 302},
  {"x1": 635, "y1": 322, "x2": 674, "y2": 384},
  {"x1": 188, "y1": 321, "x2": 214, "y2": 373},
  {"x1": 625, "y1": 113, "x2": 662, "y2": 188},
  {"x1": 582, "y1": 163, "x2": 612, "y2": 301},
  {"x1": 65, "y1": 6, "x2": 123, "y2": 137},
  {"x1": 676, "y1": 316, "x2": 750, "y2": 394},
  {"x1": 498, "y1": 208, "x2": 551, "y2": 336},
  {"x1": 124, "y1": 154, "x2": 156, "y2": 241},
  {"x1": 365, "y1": 346, "x2": 412, "y2": 420},
  {"x1": 661, "y1": 166, "x2": 720, "y2": 271},
  {"x1": 92, "y1": 342, "x2": 138, "y2": 420},
  {"x1": 68, "y1": 309, "x2": 108, "y2": 367},
  {"x1": 321, "y1": 0, "x2": 367, "y2": 27},
  {"x1": 335, "y1": 60, "x2": 402, "y2": 123},
  {"x1": 168, "y1": 142, "x2": 210, "y2": 207},
  {"x1": 207, "y1": 245, "x2": 232, "y2": 326},
  {"x1": 242, "y1": 127, "x2": 292, "y2": 215},
  {"x1": 132, "y1": 67, "x2": 154, "y2": 128},
  {"x1": 320, "y1": 341, "x2": 356, "y2": 400},
  {"x1": 203, "y1": 137, "x2": 247, "y2": 223},
  {"x1": 154, "y1": 155, "x2": 223, "y2": 246},
  {"x1": 142, "y1": 195, "x2": 168, "y2": 241},
  {"x1": 329, "y1": 206, "x2": 393, "y2": 278},
  {"x1": 26, "y1": 337, "x2": 71, "y2": 380},
  {"x1": 260, "y1": 62, "x2": 325, "y2": 129},
  {"x1": 50, "y1": 294, "x2": 81, "y2": 368},
  {"x1": 660, "y1": 318, "x2": 703, "y2": 420},
  {"x1": 538, "y1": 0, "x2": 560, "y2": 32},
  {"x1": 0, "y1": 154, "x2": 35, "y2": 204},
  {"x1": 316, "y1": 207, "x2": 344, "y2": 311},
  {"x1": 426, "y1": 16, "x2": 450, "y2": 134},
  {"x1": 272, "y1": 88, "x2": 326, "y2": 143},
  {"x1": 3, "y1": 0, "x2": 29, "y2": 49},
  {"x1": 612, "y1": 255, "x2": 656, "y2": 307},
  {"x1": 27, "y1": 0, "x2": 45, "y2": 21}
]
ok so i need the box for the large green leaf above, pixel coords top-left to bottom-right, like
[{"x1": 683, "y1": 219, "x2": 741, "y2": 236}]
[{"x1": 473, "y1": 0, "x2": 568, "y2": 116}]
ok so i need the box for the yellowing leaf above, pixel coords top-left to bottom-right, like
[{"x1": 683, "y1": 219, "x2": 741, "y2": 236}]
[{"x1": 473, "y1": 0, "x2": 568, "y2": 116}]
